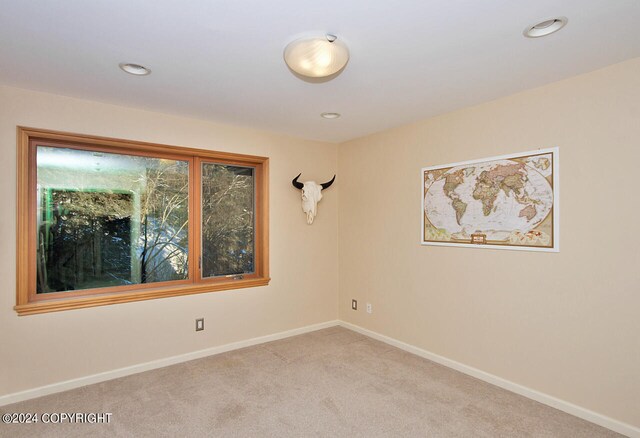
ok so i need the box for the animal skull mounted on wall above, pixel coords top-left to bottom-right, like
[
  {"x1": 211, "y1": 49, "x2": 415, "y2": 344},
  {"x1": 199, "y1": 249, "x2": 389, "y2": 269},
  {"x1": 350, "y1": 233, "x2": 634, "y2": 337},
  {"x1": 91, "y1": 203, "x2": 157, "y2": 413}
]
[{"x1": 292, "y1": 173, "x2": 336, "y2": 224}]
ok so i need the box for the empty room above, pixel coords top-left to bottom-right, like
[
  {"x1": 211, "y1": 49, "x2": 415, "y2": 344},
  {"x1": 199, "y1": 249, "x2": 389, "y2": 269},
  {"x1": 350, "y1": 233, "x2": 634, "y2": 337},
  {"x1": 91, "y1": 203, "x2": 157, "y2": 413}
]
[{"x1": 0, "y1": 1, "x2": 639, "y2": 437}]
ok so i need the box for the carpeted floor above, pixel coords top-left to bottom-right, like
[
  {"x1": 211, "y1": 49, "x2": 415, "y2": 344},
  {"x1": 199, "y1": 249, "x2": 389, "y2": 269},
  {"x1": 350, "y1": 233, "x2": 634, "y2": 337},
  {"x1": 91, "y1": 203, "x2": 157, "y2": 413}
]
[{"x1": 0, "y1": 326, "x2": 623, "y2": 437}]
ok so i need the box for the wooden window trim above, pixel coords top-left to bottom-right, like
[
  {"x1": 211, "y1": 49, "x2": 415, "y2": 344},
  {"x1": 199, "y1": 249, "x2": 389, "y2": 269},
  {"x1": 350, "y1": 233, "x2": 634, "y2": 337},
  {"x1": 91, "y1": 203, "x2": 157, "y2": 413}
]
[{"x1": 15, "y1": 127, "x2": 270, "y2": 316}]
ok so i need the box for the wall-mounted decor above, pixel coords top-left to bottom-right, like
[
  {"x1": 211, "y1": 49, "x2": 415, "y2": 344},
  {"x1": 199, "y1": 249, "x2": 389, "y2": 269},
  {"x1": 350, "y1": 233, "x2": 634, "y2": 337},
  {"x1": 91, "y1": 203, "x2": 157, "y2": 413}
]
[
  {"x1": 422, "y1": 148, "x2": 559, "y2": 252},
  {"x1": 292, "y1": 173, "x2": 336, "y2": 224}
]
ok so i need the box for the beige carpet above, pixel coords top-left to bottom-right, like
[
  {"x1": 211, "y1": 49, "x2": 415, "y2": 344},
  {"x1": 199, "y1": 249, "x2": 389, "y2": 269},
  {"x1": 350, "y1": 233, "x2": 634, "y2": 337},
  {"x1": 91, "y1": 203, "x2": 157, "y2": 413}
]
[{"x1": 0, "y1": 326, "x2": 622, "y2": 437}]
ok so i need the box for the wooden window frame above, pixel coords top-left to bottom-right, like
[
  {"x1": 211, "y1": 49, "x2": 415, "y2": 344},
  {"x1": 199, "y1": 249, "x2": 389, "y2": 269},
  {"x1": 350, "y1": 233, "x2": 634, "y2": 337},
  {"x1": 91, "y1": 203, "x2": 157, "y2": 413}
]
[{"x1": 15, "y1": 127, "x2": 269, "y2": 316}]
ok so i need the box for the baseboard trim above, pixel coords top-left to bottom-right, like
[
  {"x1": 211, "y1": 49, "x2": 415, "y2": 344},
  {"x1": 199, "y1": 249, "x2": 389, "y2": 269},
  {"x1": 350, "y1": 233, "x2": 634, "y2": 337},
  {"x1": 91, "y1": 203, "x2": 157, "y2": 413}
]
[
  {"x1": 0, "y1": 320, "x2": 340, "y2": 408},
  {"x1": 339, "y1": 321, "x2": 639, "y2": 438}
]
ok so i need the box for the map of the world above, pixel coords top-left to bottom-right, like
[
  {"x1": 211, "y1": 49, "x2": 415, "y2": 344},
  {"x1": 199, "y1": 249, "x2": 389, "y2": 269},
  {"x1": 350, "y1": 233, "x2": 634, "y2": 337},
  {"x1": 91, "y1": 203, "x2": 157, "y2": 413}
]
[{"x1": 422, "y1": 149, "x2": 558, "y2": 251}]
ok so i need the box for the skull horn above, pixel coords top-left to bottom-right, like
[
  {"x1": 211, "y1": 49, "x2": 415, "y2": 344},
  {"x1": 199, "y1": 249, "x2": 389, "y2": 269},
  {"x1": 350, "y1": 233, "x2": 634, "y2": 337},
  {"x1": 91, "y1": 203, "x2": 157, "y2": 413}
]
[
  {"x1": 292, "y1": 173, "x2": 304, "y2": 190},
  {"x1": 321, "y1": 175, "x2": 336, "y2": 190}
]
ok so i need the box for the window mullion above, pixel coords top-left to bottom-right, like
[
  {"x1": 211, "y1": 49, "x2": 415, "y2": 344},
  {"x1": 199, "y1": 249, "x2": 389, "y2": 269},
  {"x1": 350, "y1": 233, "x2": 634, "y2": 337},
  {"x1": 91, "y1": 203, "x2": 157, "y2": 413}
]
[{"x1": 192, "y1": 157, "x2": 203, "y2": 284}]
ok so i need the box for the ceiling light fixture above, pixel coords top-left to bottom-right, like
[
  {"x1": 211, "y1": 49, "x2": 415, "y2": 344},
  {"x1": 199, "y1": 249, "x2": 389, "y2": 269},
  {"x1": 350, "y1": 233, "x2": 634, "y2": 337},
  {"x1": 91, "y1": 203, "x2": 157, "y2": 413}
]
[
  {"x1": 523, "y1": 17, "x2": 568, "y2": 38},
  {"x1": 284, "y1": 34, "x2": 349, "y2": 78},
  {"x1": 119, "y1": 63, "x2": 152, "y2": 76},
  {"x1": 321, "y1": 112, "x2": 341, "y2": 119}
]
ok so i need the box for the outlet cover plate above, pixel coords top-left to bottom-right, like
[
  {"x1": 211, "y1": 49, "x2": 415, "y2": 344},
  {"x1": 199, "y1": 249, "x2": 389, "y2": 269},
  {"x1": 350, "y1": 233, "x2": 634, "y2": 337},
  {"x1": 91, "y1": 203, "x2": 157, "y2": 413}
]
[{"x1": 195, "y1": 318, "x2": 204, "y2": 331}]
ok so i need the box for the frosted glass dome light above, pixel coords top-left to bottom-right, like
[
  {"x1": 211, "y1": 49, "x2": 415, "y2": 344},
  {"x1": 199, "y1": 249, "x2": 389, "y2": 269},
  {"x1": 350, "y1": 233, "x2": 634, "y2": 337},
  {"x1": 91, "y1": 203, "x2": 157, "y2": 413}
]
[{"x1": 284, "y1": 34, "x2": 349, "y2": 78}]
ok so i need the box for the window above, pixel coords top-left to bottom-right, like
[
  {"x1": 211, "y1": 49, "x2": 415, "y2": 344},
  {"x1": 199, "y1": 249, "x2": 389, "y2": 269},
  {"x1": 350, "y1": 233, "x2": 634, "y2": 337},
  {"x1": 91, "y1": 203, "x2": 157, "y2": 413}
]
[{"x1": 16, "y1": 127, "x2": 269, "y2": 315}]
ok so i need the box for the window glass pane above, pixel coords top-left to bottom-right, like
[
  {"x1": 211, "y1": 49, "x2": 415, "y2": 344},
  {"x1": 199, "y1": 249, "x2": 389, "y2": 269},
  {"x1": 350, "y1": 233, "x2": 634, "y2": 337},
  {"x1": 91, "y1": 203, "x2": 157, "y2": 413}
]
[
  {"x1": 36, "y1": 146, "x2": 189, "y2": 293},
  {"x1": 201, "y1": 163, "x2": 255, "y2": 278}
]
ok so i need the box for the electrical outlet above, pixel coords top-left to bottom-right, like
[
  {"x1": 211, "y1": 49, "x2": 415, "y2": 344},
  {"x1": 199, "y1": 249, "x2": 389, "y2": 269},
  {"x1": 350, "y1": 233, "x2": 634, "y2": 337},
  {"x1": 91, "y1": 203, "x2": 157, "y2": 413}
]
[
  {"x1": 351, "y1": 299, "x2": 358, "y2": 310},
  {"x1": 195, "y1": 318, "x2": 204, "y2": 331},
  {"x1": 366, "y1": 303, "x2": 372, "y2": 314}
]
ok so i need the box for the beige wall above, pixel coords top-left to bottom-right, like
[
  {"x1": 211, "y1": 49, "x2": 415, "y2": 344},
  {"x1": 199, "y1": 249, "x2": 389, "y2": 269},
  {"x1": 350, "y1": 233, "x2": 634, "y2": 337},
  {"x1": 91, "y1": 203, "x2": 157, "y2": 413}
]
[
  {"x1": 0, "y1": 85, "x2": 339, "y2": 396},
  {"x1": 338, "y1": 57, "x2": 640, "y2": 427}
]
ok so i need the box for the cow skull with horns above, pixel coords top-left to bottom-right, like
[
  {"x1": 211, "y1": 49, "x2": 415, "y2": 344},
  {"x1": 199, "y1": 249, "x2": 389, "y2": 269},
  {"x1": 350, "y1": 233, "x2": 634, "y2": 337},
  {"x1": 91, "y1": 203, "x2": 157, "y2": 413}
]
[{"x1": 292, "y1": 173, "x2": 336, "y2": 224}]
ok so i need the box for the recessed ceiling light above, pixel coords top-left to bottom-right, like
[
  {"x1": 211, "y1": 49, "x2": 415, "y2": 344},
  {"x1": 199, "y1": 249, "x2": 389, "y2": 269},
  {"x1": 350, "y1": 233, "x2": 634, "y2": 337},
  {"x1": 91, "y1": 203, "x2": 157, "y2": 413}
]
[
  {"x1": 119, "y1": 63, "x2": 151, "y2": 76},
  {"x1": 523, "y1": 17, "x2": 568, "y2": 38},
  {"x1": 321, "y1": 112, "x2": 341, "y2": 119}
]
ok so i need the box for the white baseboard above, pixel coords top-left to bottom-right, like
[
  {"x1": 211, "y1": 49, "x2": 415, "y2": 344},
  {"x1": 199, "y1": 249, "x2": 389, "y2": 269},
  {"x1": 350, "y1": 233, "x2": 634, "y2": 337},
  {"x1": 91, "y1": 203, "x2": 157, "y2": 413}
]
[
  {"x1": 339, "y1": 321, "x2": 639, "y2": 438},
  {"x1": 0, "y1": 320, "x2": 340, "y2": 408}
]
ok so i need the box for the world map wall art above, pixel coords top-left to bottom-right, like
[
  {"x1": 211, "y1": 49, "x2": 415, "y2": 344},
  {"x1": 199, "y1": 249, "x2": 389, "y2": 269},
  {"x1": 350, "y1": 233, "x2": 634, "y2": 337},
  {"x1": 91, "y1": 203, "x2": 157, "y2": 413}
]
[{"x1": 422, "y1": 148, "x2": 559, "y2": 252}]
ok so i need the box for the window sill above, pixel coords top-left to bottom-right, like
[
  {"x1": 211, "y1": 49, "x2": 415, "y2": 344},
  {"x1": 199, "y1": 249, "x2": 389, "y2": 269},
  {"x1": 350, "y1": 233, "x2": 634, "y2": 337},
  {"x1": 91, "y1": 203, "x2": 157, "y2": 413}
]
[{"x1": 14, "y1": 277, "x2": 271, "y2": 316}]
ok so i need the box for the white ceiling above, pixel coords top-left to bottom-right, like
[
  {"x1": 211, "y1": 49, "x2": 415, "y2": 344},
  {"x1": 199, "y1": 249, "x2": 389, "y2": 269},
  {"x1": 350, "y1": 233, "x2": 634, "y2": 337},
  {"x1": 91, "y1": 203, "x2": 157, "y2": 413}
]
[{"x1": 1, "y1": 1, "x2": 639, "y2": 143}]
